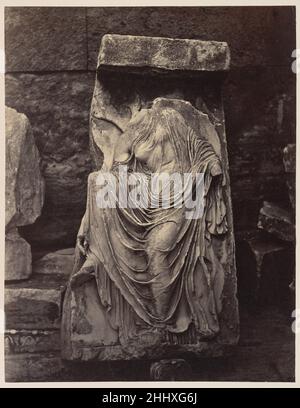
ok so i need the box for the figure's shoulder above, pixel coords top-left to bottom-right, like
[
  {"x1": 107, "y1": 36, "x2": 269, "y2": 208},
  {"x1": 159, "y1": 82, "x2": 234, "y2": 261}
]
[{"x1": 88, "y1": 168, "x2": 112, "y2": 186}]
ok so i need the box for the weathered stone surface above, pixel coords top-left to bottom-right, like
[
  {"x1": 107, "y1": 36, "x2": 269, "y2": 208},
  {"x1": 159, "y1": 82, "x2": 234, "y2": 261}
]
[
  {"x1": 6, "y1": 106, "x2": 44, "y2": 280},
  {"x1": 98, "y1": 34, "x2": 230, "y2": 72},
  {"x1": 6, "y1": 106, "x2": 44, "y2": 230},
  {"x1": 283, "y1": 144, "x2": 296, "y2": 209},
  {"x1": 87, "y1": 7, "x2": 295, "y2": 70},
  {"x1": 5, "y1": 73, "x2": 95, "y2": 248},
  {"x1": 5, "y1": 7, "x2": 87, "y2": 72},
  {"x1": 5, "y1": 274, "x2": 67, "y2": 330},
  {"x1": 5, "y1": 352, "x2": 64, "y2": 382},
  {"x1": 5, "y1": 229, "x2": 31, "y2": 281},
  {"x1": 63, "y1": 34, "x2": 239, "y2": 362},
  {"x1": 33, "y1": 248, "x2": 75, "y2": 276},
  {"x1": 5, "y1": 329, "x2": 60, "y2": 354},
  {"x1": 150, "y1": 359, "x2": 193, "y2": 381},
  {"x1": 258, "y1": 201, "x2": 295, "y2": 242}
]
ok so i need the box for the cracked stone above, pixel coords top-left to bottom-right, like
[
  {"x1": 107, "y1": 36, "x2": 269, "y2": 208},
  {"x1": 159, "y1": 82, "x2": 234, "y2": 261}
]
[{"x1": 258, "y1": 201, "x2": 295, "y2": 242}]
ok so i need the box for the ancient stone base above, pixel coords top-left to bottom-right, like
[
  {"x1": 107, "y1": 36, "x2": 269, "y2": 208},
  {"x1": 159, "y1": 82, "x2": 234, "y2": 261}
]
[
  {"x1": 5, "y1": 302, "x2": 294, "y2": 382},
  {"x1": 5, "y1": 272, "x2": 68, "y2": 382},
  {"x1": 5, "y1": 274, "x2": 66, "y2": 330},
  {"x1": 62, "y1": 279, "x2": 235, "y2": 362},
  {"x1": 3, "y1": 254, "x2": 293, "y2": 382}
]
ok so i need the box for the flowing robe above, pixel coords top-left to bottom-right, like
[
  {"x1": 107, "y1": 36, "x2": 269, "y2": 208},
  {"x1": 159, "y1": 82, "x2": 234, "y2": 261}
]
[{"x1": 63, "y1": 109, "x2": 227, "y2": 346}]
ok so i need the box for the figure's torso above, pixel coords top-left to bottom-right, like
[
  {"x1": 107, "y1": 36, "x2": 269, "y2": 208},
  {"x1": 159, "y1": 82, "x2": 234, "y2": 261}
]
[{"x1": 134, "y1": 139, "x2": 179, "y2": 174}]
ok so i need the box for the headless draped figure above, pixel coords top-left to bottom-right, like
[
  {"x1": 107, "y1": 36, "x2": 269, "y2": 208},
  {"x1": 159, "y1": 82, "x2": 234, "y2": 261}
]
[{"x1": 68, "y1": 105, "x2": 227, "y2": 342}]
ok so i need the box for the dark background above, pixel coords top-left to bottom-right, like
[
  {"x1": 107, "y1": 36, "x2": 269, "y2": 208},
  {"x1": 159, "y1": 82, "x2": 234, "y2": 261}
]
[{"x1": 5, "y1": 6, "x2": 296, "y2": 253}]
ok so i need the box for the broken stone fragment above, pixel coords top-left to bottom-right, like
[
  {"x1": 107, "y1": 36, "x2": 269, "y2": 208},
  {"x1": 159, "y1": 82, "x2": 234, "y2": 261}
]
[
  {"x1": 6, "y1": 106, "x2": 44, "y2": 230},
  {"x1": 33, "y1": 248, "x2": 75, "y2": 276},
  {"x1": 5, "y1": 106, "x2": 44, "y2": 280},
  {"x1": 150, "y1": 359, "x2": 193, "y2": 381},
  {"x1": 258, "y1": 201, "x2": 295, "y2": 242},
  {"x1": 5, "y1": 73, "x2": 94, "y2": 248},
  {"x1": 283, "y1": 144, "x2": 295, "y2": 209},
  {"x1": 5, "y1": 229, "x2": 32, "y2": 281}
]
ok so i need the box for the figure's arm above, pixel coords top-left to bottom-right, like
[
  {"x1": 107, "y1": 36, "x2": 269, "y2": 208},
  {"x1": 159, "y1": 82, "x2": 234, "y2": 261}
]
[
  {"x1": 76, "y1": 173, "x2": 94, "y2": 256},
  {"x1": 112, "y1": 130, "x2": 133, "y2": 164},
  {"x1": 206, "y1": 160, "x2": 227, "y2": 235}
]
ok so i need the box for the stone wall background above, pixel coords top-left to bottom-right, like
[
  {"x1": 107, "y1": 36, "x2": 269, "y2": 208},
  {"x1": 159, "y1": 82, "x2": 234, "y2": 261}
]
[{"x1": 5, "y1": 6, "x2": 296, "y2": 253}]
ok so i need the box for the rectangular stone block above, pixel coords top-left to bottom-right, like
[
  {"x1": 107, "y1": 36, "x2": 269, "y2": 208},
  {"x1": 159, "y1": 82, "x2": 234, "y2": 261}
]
[
  {"x1": 98, "y1": 34, "x2": 230, "y2": 72},
  {"x1": 87, "y1": 7, "x2": 295, "y2": 70},
  {"x1": 5, "y1": 275, "x2": 67, "y2": 330}
]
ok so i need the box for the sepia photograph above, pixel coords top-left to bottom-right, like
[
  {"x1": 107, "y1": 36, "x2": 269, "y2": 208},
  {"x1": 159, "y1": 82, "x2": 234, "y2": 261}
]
[{"x1": 3, "y1": 3, "x2": 297, "y2": 385}]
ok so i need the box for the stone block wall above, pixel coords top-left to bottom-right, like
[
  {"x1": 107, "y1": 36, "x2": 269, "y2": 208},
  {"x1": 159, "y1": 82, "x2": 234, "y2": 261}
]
[{"x1": 5, "y1": 6, "x2": 296, "y2": 251}]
